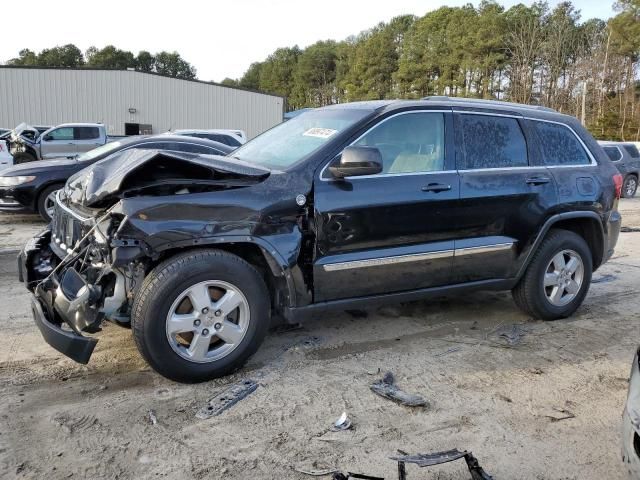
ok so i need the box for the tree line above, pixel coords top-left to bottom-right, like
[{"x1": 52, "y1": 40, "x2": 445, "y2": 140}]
[
  {"x1": 5, "y1": 45, "x2": 197, "y2": 80},
  {"x1": 223, "y1": 0, "x2": 639, "y2": 141}
]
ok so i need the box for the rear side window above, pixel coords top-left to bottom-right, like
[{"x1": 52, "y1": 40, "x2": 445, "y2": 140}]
[
  {"x1": 533, "y1": 121, "x2": 590, "y2": 166},
  {"x1": 458, "y1": 114, "x2": 528, "y2": 169},
  {"x1": 74, "y1": 127, "x2": 100, "y2": 140},
  {"x1": 603, "y1": 146, "x2": 622, "y2": 162},
  {"x1": 623, "y1": 144, "x2": 640, "y2": 158}
]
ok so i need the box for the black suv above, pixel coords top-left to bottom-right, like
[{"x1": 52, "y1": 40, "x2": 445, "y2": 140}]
[{"x1": 19, "y1": 98, "x2": 622, "y2": 382}]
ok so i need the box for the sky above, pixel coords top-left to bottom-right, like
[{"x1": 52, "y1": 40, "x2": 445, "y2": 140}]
[{"x1": 0, "y1": 0, "x2": 618, "y2": 82}]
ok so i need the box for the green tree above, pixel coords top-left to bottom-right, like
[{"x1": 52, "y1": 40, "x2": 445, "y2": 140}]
[
  {"x1": 136, "y1": 51, "x2": 156, "y2": 72},
  {"x1": 239, "y1": 62, "x2": 263, "y2": 90},
  {"x1": 9, "y1": 44, "x2": 84, "y2": 67},
  {"x1": 86, "y1": 45, "x2": 135, "y2": 69},
  {"x1": 154, "y1": 51, "x2": 196, "y2": 79},
  {"x1": 7, "y1": 49, "x2": 38, "y2": 66},
  {"x1": 259, "y1": 46, "x2": 301, "y2": 100}
]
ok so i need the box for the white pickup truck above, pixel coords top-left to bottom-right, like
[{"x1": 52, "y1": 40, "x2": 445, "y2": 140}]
[{"x1": 8, "y1": 123, "x2": 111, "y2": 163}]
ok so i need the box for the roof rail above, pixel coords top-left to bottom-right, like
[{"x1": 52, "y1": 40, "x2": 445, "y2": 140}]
[{"x1": 421, "y1": 96, "x2": 557, "y2": 113}]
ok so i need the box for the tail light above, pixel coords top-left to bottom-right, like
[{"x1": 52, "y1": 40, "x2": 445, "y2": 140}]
[{"x1": 613, "y1": 173, "x2": 623, "y2": 199}]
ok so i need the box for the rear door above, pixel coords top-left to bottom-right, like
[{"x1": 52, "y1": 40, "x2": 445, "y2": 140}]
[
  {"x1": 313, "y1": 109, "x2": 460, "y2": 301},
  {"x1": 72, "y1": 126, "x2": 103, "y2": 154},
  {"x1": 450, "y1": 111, "x2": 558, "y2": 283}
]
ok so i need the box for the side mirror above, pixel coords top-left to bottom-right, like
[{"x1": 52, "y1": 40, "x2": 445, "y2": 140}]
[{"x1": 329, "y1": 146, "x2": 383, "y2": 179}]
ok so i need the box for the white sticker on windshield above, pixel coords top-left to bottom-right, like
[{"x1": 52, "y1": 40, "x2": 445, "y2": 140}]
[{"x1": 303, "y1": 128, "x2": 337, "y2": 139}]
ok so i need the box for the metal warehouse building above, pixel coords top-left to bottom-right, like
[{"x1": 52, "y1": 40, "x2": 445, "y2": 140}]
[{"x1": 0, "y1": 67, "x2": 284, "y2": 138}]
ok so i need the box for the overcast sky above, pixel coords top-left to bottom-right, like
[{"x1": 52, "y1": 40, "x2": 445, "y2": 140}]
[{"x1": 0, "y1": 0, "x2": 617, "y2": 82}]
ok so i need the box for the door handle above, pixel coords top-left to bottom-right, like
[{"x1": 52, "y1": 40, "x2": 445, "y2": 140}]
[
  {"x1": 525, "y1": 176, "x2": 551, "y2": 185},
  {"x1": 422, "y1": 183, "x2": 451, "y2": 193}
]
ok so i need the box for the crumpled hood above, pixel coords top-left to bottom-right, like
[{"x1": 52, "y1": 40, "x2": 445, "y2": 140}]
[{"x1": 66, "y1": 149, "x2": 271, "y2": 208}]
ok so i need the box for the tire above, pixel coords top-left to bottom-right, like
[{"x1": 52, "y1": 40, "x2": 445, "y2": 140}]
[
  {"x1": 622, "y1": 175, "x2": 638, "y2": 198},
  {"x1": 512, "y1": 229, "x2": 592, "y2": 320},
  {"x1": 37, "y1": 184, "x2": 63, "y2": 222},
  {"x1": 131, "y1": 249, "x2": 270, "y2": 383},
  {"x1": 13, "y1": 152, "x2": 37, "y2": 164}
]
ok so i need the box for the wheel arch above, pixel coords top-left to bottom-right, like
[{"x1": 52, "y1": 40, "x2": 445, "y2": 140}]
[
  {"x1": 517, "y1": 212, "x2": 605, "y2": 280},
  {"x1": 149, "y1": 238, "x2": 299, "y2": 316},
  {"x1": 34, "y1": 181, "x2": 66, "y2": 210}
]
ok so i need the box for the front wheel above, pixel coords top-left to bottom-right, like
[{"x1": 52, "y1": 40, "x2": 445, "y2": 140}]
[
  {"x1": 512, "y1": 229, "x2": 592, "y2": 320},
  {"x1": 37, "y1": 184, "x2": 62, "y2": 222},
  {"x1": 622, "y1": 175, "x2": 638, "y2": 198},
  {"x1": 131, "y1": 249, "x2": 270, "y2": 383}
]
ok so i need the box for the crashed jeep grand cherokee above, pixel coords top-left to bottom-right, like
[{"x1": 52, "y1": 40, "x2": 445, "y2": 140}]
[{"x1": 19, "y1": 98, "x2": 622, "y2": 383}]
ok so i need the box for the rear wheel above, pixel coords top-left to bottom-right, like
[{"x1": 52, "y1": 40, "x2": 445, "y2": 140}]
[
  {"x1": 37, "y1": 184, "x2": 62, "y2": 222},
  {"x1": 512, "y1": 229, "x2": 592, "y2": 320},
  {"x1": 13, "y1": 152, "x2": 36, "y2": 164},
  {"x1": 132, "y1": 249, "x2": 270, "y2": 383},
  {"x1": 623, "y1": 175, "x2": 638, "y2": 198}
]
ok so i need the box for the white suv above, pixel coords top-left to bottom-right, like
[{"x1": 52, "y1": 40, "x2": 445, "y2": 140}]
[{"x1": 169, "y1": 129, "x2": 246, "y2": 148}]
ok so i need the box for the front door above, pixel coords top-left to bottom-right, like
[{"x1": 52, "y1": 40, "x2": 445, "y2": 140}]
[
  {"x1": 40, "y1": 126, "x2": 75, "y2": 158},
  {"x1": 313, "y1": 110, "x2": 460, "y2": 302},
  {"x1": 450, "y1": 111, "x2": 558, "y2": 283}
]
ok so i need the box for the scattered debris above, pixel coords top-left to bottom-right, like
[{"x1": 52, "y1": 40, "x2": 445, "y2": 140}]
[
  {"x1": 331, "y1": 412, "x2": 353, "y2": 431},
  {"x1": 365, "y1": 367, "x2": 381, "y2": 376},
  {"x1": 333, "y1": 473, "x2": 383, "y2": 480},
  {"x1": 496, "y1": 394, "x2": 513, "y2": 403},
  {"x1": 591, "y1": 274, "x2": 618, "y2": 284},
  {"x1": 370, "y1": 372, "x2": 428, "y2": 408},
  {"x1": 147, "y1": 409, "x2": 158, "y2": 425},
  {"x1": 544, "y1": 407, "x2": 575, "y2": 423},
  {"x1": 294, "y1": 466, "x2": 340, "y2": 476},
  {"x1": 434, "y1": 347, "x2": 461, "y2": 357},
  {"x1": 494, "y1": 324, "x2": 529, "y2": 346},
  {"x1": 621, "y1": 226, "x2": 640, "y2": 233},
  {"x1": 195, "y1": 379, "x2": 258, "y2": 419},
  {"x1": 390, "y1": 449, "x2": 494, "y2": 480}
]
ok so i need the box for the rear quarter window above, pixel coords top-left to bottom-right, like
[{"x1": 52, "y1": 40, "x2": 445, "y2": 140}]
[
  {"x1": 533, "y1": 121, "x2": 590, "y2": 166},
  {"x1": 623, "y1": 144, "x2": 640, "y2": 158}
]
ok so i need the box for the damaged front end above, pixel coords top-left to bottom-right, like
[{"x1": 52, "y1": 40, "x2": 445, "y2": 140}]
[
  {"x1": 19, "y1": 149, "x2": 283, "y2": 364},
  {"x1": 19, "y1": 199, "x2": 144, "y2": 363}
]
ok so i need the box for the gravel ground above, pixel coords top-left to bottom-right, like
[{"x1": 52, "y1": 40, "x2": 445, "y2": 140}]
[{"x1": 0, "y1": 199, "x2": 639, "y2": 479}]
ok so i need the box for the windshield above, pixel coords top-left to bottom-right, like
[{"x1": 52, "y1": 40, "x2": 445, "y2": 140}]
[
  {"x1": 232, "y1": 108, "x2": 372, "y2": 169},
  {"x1": 77, "y1": 140, "x2": 127, "y2": 161}
]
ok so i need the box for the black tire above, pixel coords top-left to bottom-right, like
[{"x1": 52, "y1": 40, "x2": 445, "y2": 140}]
[
  {"x1": 622, "y1": 175, "x2": 638, "y2": 198},
  {"x1": 131, "y1": 249, "x2": 270, "y2": 383},
  {"x1": 13, "y1": 152, "x2": 37, "y2": 164},
  {"x1": 512, "y1": 229, "x2": 592, "y2": 320},
  {"x1": 36, "y1": 184, "x2": 63, "y2": 222}
]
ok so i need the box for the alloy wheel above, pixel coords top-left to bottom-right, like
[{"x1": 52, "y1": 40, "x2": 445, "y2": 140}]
[
  {"x1": 543, "y1": 249, "x2": 584, "y2": 307},
  {"x1": 165, "y1": 280, "x2": 250, "y2": 363}
]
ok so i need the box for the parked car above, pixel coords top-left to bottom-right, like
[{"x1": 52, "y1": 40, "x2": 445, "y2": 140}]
[
  {"x1": 19, "y1": 97, "x2": 622, "y2": 382},
  {"x1": 622, "y1": 347, "x2": 640, "y2": 477},
  {"x1": 169, "y1": 129, "x2": 246, "y2": 147},
  {"x1": 599, "y1": 141, "x2": 640, "y2": 198},
  {"x1": 0, "y1": 135, "x2": 233, "y2": 221},
  {"x1": 8, "y1": 123, "x2": 113, "y2": 163}
]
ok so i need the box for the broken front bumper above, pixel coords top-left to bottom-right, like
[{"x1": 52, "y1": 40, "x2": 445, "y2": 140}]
[{"x1": 19, "y1": 229, "x2": 98, "y2": 364}]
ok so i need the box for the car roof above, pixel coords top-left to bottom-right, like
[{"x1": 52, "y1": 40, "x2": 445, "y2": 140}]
[
  {"x1": 317, "y1": 97, "x2": 572, "y2": 122},
  {"x1": 53, "y1": 123, "x2": 104, "y2": 128}
]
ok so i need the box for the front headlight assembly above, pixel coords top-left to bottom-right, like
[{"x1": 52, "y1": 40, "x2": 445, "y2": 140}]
[{"x1": 0, "y1": 175, "x2": 36, "y2": 187}]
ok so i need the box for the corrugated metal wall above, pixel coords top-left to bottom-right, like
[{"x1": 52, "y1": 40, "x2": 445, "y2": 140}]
[{"x1": 0, "y1": 68, "x2": 284, "y2": 138}]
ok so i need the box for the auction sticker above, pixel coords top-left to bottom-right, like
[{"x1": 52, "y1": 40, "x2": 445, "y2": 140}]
[{"x1": 303, "y1": 128, "x2": 337, "y2": 139}]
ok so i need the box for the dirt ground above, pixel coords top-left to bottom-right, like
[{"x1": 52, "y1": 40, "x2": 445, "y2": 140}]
[{"x1": 1, "y1": 200, "x2": 639, "y2": 480}]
